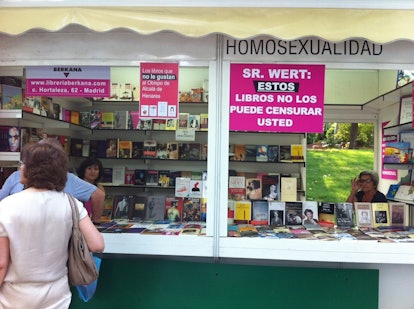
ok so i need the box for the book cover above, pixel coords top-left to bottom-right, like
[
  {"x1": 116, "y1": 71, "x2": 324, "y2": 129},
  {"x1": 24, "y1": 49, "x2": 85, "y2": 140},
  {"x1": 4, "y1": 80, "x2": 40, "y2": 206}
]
[
  {"x1": 100, "y1": 111, "x2": 114, "y2": 129},
  {"x1": 167, "y1": 142, "x2": 179, "y2": 159},
  {"x1": 69, "y1": 138, "x2": 83, "y2": 157},
  {"x1": 82, "y1": 139, "x2": 90, "y2": 157},
  {"x1": 129, "y1": 195, "x2": 147, "y2": 221},
  {"x1": 189, "y1": 114, "x2": 201, "y2": 130},
  {"x1": 175, "y1": 177, "x2": 191, "y2": 197},
  {"x1": 394, "y1": 185, "x2": 414, "y2": 202},
  {"x1": 0, "y1": 126, "x2": 20, "y2": 152},
  {"x1": 188, "y1": 143, "x2": 201, "y2": 160},
  {"x1": 234, "y1": 200, "x2": 252, "y2": 224},
  {"x1": 142, "y1": 140, "x2": 157, "y2": 158},
  {"x1": 318, "y1": 202, "x2": 335, "y2": 228},
  {"x1": 180, "y1": 223, "x2": 202, "y2": 236},
  {"x1": 262, "y1": 174, "x2": 280, "y2": 201},
  {"x1": 156, "y1": 143, "x2": 168, "y2": 159},
  {"x1": 101, "y1": 195, "x2": 114, "y2": 222},
  {"x1": 290, "y1": 144, "x2": 305, "y2": 162},
  {"x1": 90, "y1": 109, "x2": 101, "y2": 129},
  {"x1": 251, "y1": 200, "x2": 269, "y2": 225},
  {"x1": 279, "y1": 145, "x2": 292, "y2": 162},
  {"x1": 178, "y1": 113, "x2": 189, "y2": 129},
  {"x1": 268, "y1": 201, "x2": 285, "y2": 225},
  {"x1": 139, "y1": 118, "x2": 153, "y2": 130},
  {"x1": 169, "y1": 171, "x2": 181, "y2": 187},
  {"x1": 152, "y1": 118, "x2": 167, "y2": 130},
  {"x1": 165, "y1": 118, "x2": 177, "y2": 130},
  {"x1": 354, "y1": 202, "x2": 373, "y2": 228},
  {"x1": 114, "y1": 110, "x2": 129, "y2": 129},
  {"x1": 280, "y1": 177, "x2": 297, "y2": 202},
  {"x1": 199, "y1": 113, "x2": 208, "y2": 131},
  {"x1": 158, "y1": 170, "x2": 171, "y2": 187},
  {"x1": 117, "y1": 140, "x2": 133, "y2": 158},
  {"x1": 80, "y1": 111, "x2": 90, "y2": 128},
  {"x1": 386, "y1": 184, "x2": 401, "y2": 199},
  {"x1": 165, "y1": 197, "x2": 183, "y2": 222},
  {"x1": 389, "y1": 202, "x2": 409, "y2": 226},
  {"x1": 246, "y1": 178, "x2": 262, "y2": 200},
  {"x1": 267, "y1": 145, "x2": 279, "y2": 162},
  {"x1": 372, "y1": 202, "x2": 390, "y2": 228},
  {"x1": 96, "y1": 140, "x2": 107, "y2": 158},
  {"x1": 238, "y1": 224, "x2": 259, "y2": 237},
  {"x1": 301, "y1": 201, "x2": 320, "y2": 228},
  {"x1": 112, "y1": 195, "x2": 132, "y2": 220},
  {"x1": 285, "y1": 201, "x2": 303, "y2": 226},
  {"x1": 105, "y1": 138, "x2": 118, "y2": 158},
  {"x1": 1, "y1": 84, "x2": 22, "y2": 109},
  {"x1": 335, "y1": 202, "x2": 354, "y2": 228},
  {"x1": 145, "y1": 170, "x2": 159, "y2": 186},
  {"x1": 112, "y1": 166, "x2": 125, "y2": 185},
  {"x1": 189, "y1": 180, "x2": 203, "y2": 198},
  {"x1": 228, "y1": 176, "x2": 246, "y2": 200},
  {"x1": 101, "y1": 167, "x2": 113, "y2": 184},
  {"x1": 200, "y1": 198, "x2": 207, "y2": 222},
  {"x1": 129, "y1": 111, "x2": 140, "y2": 129},
  {"x1": 124, "y1": 168, "x2": 135, "y2": 185},
  {"x1": 384, "y1": 142, "x2": 411, "y2": 163},
  {"x1": 134, "y1": 169, "x2": 146, "y2": 185},
  {"x1": 182, "y1": 197, "x2": 202, "y2": 222},
  {"x1": 233, "y1": 144, "x2": 246, "y2": 161},
  {"x1": 200, "y1": 144, "x2": 208, "y2": 161},
  {"x1": 244, "y1": 144, "x2": 257, "y2": 162},
  {"x1": 130, "y1": 141, "x2": 143, "y2": 159},
  {"x1": 256, "y1": 145, "x2": 268, "y2": 162}
]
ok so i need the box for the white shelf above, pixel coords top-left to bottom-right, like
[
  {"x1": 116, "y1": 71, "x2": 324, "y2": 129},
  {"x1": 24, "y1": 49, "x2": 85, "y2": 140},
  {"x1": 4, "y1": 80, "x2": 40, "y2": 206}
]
[
  {"x1": 0, "y1": 152, "x2": 20, "y2": 162},
  {"x1": 218, "y1": 237, "x2": 414, "y2": 264},
  {"x1": 0, "y1": 109, "x2": 22, "y2": 119},
  {"x1": 103, "y1": 234, "x2": 214, "y2": 257}
]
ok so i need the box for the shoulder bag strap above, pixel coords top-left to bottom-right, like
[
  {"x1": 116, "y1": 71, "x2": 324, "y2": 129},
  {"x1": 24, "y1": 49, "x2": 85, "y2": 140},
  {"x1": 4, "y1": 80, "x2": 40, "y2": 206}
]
[{"x1": 67, "y1": 193, "x2": 80, "y2": 229}]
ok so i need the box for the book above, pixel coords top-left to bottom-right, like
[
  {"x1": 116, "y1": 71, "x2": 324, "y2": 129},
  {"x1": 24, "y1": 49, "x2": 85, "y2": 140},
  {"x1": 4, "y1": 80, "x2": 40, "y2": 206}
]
[
  {"x1": 158, "y1": 170, "x2": 171, "y2": 187},
  {"x1": 394, "y1": 185, "x2": 414, "y2": 202},
  {"x1": 267, "y1": 145, "x2": 279, "y2": 162},
  {"x1": 134, "y1": 169, "x2": 146, "y2": 185},
  {"x1": 178, "y1": 113, "x2": 189, "y2": 129},
  {"x1": 302, "y1": 201, "x2": 321, "y2": 229},
  {"x1": 244, "y1": 144, "x2": 257, "y2": 162},
  {"x1": 96, "y1": 140, "x2": 107, "y2": 158},
  {"x1": 101, "y1": 195, "x2": 114, "y2": 222},
  {"x1": 354, "y1": 202, "x2": 373, "y2": 228},
  {"x1": 89, "y1": 110, "x2": 101, "y2": 129},
  {"x1": 182, "y1": 197, "x2": 202, "y2": 222},
  {"x1": 234, "y1": 200, "x2": 252, "y2": 224},
  {"x1": 69, "y1": 138, "x2": 83, "y2": 157},
  {"x1": 280, "y1": 177, "x2": 297, "y2": 202},
  {"x1": 101, "y1": 167, "x2": 113, "y2": 184},
  {"x1": 105, "y1": 138, "x2": 118, "y2": 158},
  {"x1": 285, "y1": 201, "x2": 303, "y2": 226},
  {"x1": 279, "y1": 145, "x2": 292, "y2": 162},
  {"x1": 334, "y1": 202, "x2": 354, "y2": 228},
  {"x1": 112, "y1": 195, "x2": 132, "y2": 219},
  {"x1": 124, "y1": 168, "x2": 135, "y2": 185},
  {"x1": 256, "y1": 145, "x2": 268, "y2": 162},
  {"x1": 251, "y1": 200, "x2": 269, "y2": 225},
  {"x1": 145, "y1": 170, "x2": 159, "y2": 186},
  {"x1": 129, "y1": 111, "x2": 140, "y2": 129},
  {"x1": 142, "y1": 140, "x2": 157, "y2": 158},
  {"x1": 129, "y1": 195, "x2": 147, "y2": 221},
  {"x1": 233, "y1": 144, "x2": 246, "y2": 161},
  {"x1": 189, "y1": 114, "x2": 200, "y2": 130},
  {"x1": 175, "y1": 177, "x2": 191, "y2": 197},
  {"x1": 167, "y1": 142, "x2": 179, "y2": 159},
  {"x1": 199, "y1": 113, "x2": 208, "y2": 131},
  {"x1": 372, "y1": 202, "x2": 390, "y2": 228},
  {"x1": 82, "y1": 139, "x2": 90, "y2": 157},
  {"x1": 290, "y1": 144, "x2": 305, "y2": 162},
  {"x1": 384, "y1": 142, "x2": 411, "y2": 163},
  {"x1": 389, "y1": 202, "x2": 409, "y2": 227},
  {"x1": 145, "y1": 196, "x2": 166, "y2": 221},
  {"x1": 0, "y1": 126, "x2": 20, "y2": 152},
  {"x1": 188, "y1": 143, "x2": 201, "y2": 160},
  {"x1": 1, "y1": 84, "x2": 22, "y2": 109},
  {"x1": 114, "y1": 110, "x2": 129, "y2": 129},
  {"x1": 100, "y1": 111, "x2": 114, "y2": 129},
  {"x1": 318, "y1": 202, "x2": 335, "y2": 228},
  {"x1": 246, "y1": 178, "x2": 262, "y2": 200},
  {"x1": 180, "y1": 223, "x2": 202, "y2": 236},
  {"x1": 261, "y1": 174, "x2": 280, "y2": 201},
  {"x1": 200, "y1": 144, "x2": 208, "y2": 160},
  {"x1": 238, "y1": 224, "x2": 259, "y2": 237},
  {"x1": 165, "y1": 118, "x2": 177, "y2": 130},
  {"x1": 228, "y1": 176, "x2": 246, "y2": 200},
  {"x1": 152, "y1": 118, "x2": 166, "y2": 130},
  {"x1": 112, "y1": 166, "x2": 126, "y2": 185},
  {"x1": 165, "y1": 197, "x2": 183, "y2": 222},
  {"x1": 189, "y1": 180, "x2": 203, "y2": 198},
  {"x1": 117, "y1": 140, "x2": 132, "y2": 158},
  {"x1": 386, "y1": 184, "x2": 401, "y2": 199},
  {"x1": 139, "y1": 118, "x2": 153, "y2": 130},
  {"x1": 268, "y1": 201, "x2": 285, "y2": 225}
]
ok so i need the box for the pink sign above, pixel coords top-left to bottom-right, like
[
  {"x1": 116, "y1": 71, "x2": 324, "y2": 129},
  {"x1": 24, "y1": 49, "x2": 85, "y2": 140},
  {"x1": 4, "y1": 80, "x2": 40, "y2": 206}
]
[
  {"x1": 26, "y1": 66, "x2": 110, "y2": 97},
  {"x1": 230, "y1": 63, "x2": 325, "y2": 133},
  {"x1": 140, "y1": 62, "x2": 179, "y2": 119},
  {"x1": 382, "y1": 121, "x2": 398, "y2": 180}
]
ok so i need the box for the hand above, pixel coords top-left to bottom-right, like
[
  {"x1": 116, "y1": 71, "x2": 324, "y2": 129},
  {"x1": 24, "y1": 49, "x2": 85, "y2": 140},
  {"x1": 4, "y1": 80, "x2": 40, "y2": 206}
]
[{"x1": 350, "y1": 177, "x2": 360, "y2": 192}]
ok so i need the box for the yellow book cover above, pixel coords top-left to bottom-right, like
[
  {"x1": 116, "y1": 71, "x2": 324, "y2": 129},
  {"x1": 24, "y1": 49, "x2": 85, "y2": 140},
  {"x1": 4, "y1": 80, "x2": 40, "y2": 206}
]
[
  {"x1": 371, "y1": 202, "x2": 390, "y2": 228},
  {"x1": 100, "y1": 111, "x2": 114, "y2": 129},
  {"x1": 117, "y1": 140, "x2": 132, "y2": 158},
  {"x1": 234, "y1": 200, "x2": 251, "y2": 223},
  {"x1": 70, "y1": 110, "x2": 80, "y2": 125},
  {"x1": 290, "y1": 144, "x2": 304, "y2": 162},
  {"x1": 200, "y1": 113, "x2": 209, "y2": 131},
  {"x1": 166, "y1": 118, "x2": 177, "y2": 131}
]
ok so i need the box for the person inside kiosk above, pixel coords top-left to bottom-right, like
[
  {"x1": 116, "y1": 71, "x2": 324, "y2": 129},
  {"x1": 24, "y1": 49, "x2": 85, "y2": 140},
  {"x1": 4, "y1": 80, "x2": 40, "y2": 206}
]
[{"x1": 346, "y1": 170, "x2": 388, "y2": 203}]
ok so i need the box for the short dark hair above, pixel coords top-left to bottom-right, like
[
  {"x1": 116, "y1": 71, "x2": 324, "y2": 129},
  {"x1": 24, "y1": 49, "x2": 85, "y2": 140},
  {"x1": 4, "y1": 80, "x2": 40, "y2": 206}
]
[
  {"x1": 77, "y1": 157, "x2": 103, "y2": 184},
  {"x1": 304, "y1": 209, "x2": 313, "y2": 215},
  {"x1": 21, "y1": 142, "x2": 68, "y2": 190}
]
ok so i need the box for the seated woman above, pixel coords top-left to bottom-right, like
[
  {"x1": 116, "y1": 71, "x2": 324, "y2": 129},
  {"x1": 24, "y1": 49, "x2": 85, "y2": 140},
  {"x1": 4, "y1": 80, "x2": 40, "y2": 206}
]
[
  {"x1": 77, "y1": 157, "x2": 105, "y2": 218},
  {"x1": 346, "y1": 170, "x2": 387, "y2": 203}
]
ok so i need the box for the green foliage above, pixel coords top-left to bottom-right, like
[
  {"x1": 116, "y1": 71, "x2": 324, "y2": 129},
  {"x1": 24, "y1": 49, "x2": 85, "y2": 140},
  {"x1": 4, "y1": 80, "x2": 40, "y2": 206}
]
[{"x1": 306, "y1": 149, "x2": 374, "y2": 202}]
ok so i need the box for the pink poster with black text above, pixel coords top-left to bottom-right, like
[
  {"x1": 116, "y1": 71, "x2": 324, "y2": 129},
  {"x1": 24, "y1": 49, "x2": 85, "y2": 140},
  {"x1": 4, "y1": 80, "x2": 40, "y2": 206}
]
[{"x1": 230, "y1": 63, "x2": 325, "y2": 133}]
